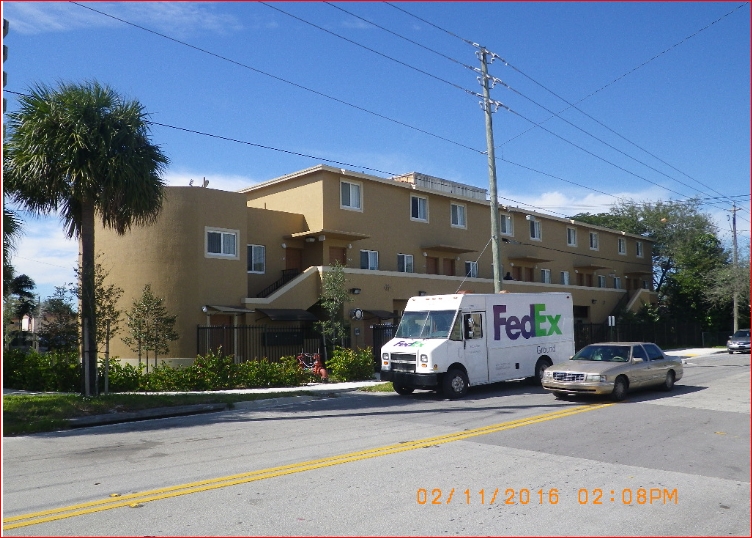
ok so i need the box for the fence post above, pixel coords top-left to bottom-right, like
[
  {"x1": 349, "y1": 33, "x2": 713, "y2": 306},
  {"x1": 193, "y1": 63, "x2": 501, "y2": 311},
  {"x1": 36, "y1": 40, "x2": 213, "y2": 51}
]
[{"x1": 105, "y1": 320, "x2": 110, "y2": 395}]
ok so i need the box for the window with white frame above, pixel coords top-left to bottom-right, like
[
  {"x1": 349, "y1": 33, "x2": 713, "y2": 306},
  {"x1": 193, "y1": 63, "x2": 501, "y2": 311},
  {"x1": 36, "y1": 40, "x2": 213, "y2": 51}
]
[
  {"x1": 597, "y1": 275, "x2": 606, "y2": 288},
  {"x1": 410, "y1": 195, "x2": 428, "y2": 221},
  {"x1": 340, "y1": 180, "x2": 362, "y2": 210},
  {"x1": 560, "y1": 271, "x2": 570, "y2": 285},
  {"x1": 500, "y1": 214, "x2": 513, "y2": 235},
  {"x1": 360, "y1": 249, "x2": 378, "y2": 270},
  {"x1": 530, "y1": 219, "x2": 542, "y2": 240},
  {"x1": 618, "y1": 237, "x2": 627, "y2": 255},
  {"x1": 450, "y1": 203, "x2": 466, "y2": 228},
  {"x1": 589, "y1": 231, "x2": 599, "y2": 250},
  {"x1": 614, "y1": 277, "x2": 621, "y2": 289},
  {"x1": 567, "y1": 227, "x2": 577, "y2": 246},
  {"x1": 247, "y1": 244, "x2": 265, "y2": 273},
  {"x1": 636, "y1": 241, "x2": 644, "y2": 257},
  {"x1": 465, "y1": 261, "x2": 478, "y2": 278},
  {"x1": 541, "y1": 269, "x2": 551, "y2": 284},
  {"x1": 397, "y1": 253, "x2": 414, "y2": 273},
  {"x1": 205, "y1": 227, "x2": 238, "y2": 259}
]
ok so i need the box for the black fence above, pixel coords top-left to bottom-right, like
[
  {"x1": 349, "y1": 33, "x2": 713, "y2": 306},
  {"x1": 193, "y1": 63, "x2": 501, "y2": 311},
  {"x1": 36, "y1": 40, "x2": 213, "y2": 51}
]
[
  {"x1": 371, "y1": 323, "x2": 396, "y2": 371},
  {"x1": 197, "y1": 325, "x2": 322, "y2": 362},
  {"x1": 575, "y1": 321, "x2": 705, "y2": 350}
]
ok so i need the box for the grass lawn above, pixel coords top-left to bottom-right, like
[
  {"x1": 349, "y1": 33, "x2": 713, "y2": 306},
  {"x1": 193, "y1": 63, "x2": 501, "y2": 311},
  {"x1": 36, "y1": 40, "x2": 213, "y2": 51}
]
[
  {"x1": 358, "y1": 382, "x2": 393, "y2": 392},
  {"x1": 2, "y1": 391, "x2": 313, "y2": 436}
]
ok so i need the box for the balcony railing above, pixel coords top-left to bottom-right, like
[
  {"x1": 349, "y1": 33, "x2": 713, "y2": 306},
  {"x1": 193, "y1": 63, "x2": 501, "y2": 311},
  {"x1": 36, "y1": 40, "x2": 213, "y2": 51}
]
[{"x1": 256, "y1": 269, "x2": 301, "y2": 298}]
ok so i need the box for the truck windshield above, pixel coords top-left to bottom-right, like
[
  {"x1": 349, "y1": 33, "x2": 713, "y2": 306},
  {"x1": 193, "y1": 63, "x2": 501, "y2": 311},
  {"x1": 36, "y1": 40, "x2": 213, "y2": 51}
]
[{"x1": 395, "y1": 310, "x2": 456, "y2": 339}]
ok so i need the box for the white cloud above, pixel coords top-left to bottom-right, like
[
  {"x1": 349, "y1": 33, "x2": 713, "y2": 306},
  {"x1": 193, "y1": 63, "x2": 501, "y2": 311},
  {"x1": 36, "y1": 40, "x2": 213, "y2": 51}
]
[{"x1": 4, "y1": 2, "x2": 243, "y2": 36}]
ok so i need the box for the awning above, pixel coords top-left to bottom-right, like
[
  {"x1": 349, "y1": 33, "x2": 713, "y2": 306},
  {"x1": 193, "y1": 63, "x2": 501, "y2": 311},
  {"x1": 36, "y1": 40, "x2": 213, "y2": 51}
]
[
  {"x1": 202, "y1": 305, "x2": 255, "y2": 315},
  {"x1": 255, "y1": 308, "x2": 318, "y2": 321},
  {"x1": 573, "y1": 263, "x2": 610, "y2": 271},
  {"x1": 363, "y1": 309, "x2": 396, "y2": 320},
  {"x1": 286, "y1": 228, "x2": 370, "y2": 241},
  {"x1": 624, "y1": 270, "x2": 653, "y2": 276},
  {"x1": 508, "y1": 255, "x2": 553, "y2": 264},
  {"x1": 421, "y1": 244, "x2": 475, "y2": 254}
]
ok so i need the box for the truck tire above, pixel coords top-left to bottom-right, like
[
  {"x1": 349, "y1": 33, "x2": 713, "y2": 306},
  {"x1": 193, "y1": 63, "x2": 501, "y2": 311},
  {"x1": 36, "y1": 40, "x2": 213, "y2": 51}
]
[
  {"x1": 393, "y1": 383, "x2": 414, "y2": 395},
  {"x1": 442, "y1": 369, "x2": 469, "y2": 399},
  {"x1": 529, "y1": 358, "x2": 552, "y2": 386}
]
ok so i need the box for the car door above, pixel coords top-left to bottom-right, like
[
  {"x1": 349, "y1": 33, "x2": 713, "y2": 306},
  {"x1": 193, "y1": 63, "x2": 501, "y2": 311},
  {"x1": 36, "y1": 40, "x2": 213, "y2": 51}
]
[
  {"x1": 643, "y1": 343, "x2": 669, "y2": 385},
  {"x1": 629, "y1": 345, "x2": 652, "y2": 387},
  {"x1": 461, "y1": 312, "x2": 489, "y2": 386}
]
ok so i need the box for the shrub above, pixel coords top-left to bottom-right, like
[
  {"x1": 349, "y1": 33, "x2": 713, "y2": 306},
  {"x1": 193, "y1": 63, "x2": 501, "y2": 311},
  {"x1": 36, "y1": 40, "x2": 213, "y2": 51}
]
[
  {"x1": 100, "y1": 359, "x2": 142, "y2": 392},
  {"x1": 3, "y1": 349, "x2": 81, "y2": 392},
  {"x1": 326, "y1": 347, "x2": 374, "y2": 382}
]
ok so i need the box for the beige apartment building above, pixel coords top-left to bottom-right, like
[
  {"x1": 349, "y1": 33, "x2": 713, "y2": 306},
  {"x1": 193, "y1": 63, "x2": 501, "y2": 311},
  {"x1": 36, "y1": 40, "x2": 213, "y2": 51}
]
[{"x1": 97, "y1": 165, "x2": 656, "y2": 363}]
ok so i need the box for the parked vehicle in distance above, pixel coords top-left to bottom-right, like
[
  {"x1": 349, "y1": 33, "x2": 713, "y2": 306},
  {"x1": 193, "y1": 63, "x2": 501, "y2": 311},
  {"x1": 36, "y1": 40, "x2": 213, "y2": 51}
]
[
  {"x1": 541, "y1": 342, "x2": 683, "y2": 402},
  {"x1": 727, "y1": 329, "x2": 750, "y2": 354},
  {"x1": 380, "y1": 292, "x2": 575, "y2": 399}
]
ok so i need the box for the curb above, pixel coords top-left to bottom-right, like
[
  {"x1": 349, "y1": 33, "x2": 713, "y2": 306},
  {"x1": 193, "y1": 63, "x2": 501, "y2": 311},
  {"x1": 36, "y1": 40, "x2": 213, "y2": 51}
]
[{"x1": 65, "y1": 403, "x2": 228, "y2": 428}]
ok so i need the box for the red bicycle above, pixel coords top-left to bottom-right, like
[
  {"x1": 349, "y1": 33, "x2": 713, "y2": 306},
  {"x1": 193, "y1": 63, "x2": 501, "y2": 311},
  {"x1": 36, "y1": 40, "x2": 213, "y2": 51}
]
[{"x1": 297, "y1": 351, "x2": 328, "y2": 382}]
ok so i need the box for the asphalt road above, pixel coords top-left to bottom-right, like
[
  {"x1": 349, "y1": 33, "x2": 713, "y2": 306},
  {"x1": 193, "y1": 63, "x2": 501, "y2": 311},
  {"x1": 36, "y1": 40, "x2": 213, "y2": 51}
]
[{"x1": 2, "y1": 351, "x2": 749, "y2": 536}]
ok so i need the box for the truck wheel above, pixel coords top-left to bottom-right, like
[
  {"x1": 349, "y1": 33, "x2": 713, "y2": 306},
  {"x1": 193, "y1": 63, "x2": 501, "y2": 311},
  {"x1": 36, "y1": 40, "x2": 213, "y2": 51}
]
[
  {"x1": 393, "y1": 383, "x2": 414, "y2": 395},
  {"x1": 529, "y1": 358, "x2": 552, "y2": 386},
  {"x1": 442, "y1": 369, "x2": 469, "y2": 399}
]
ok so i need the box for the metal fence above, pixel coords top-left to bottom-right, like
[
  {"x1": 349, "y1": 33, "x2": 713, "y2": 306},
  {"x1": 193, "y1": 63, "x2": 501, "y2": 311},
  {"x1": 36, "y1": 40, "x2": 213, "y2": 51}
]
[
  {"x1": 197, "y1": 325, "x2": 323, "y2": 362},
  {"x1": 371, "y1": 323, "x2": 396, "y2": 371},
  {"x1": 575, "y1": 321, "x2": 705, "y2": 350}
]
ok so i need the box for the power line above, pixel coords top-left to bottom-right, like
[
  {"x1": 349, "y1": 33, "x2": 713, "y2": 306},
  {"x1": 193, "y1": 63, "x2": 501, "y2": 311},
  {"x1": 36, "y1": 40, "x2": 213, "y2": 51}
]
[{"x1": 68, "y1": 1, "x2": 484, "y2": 156}]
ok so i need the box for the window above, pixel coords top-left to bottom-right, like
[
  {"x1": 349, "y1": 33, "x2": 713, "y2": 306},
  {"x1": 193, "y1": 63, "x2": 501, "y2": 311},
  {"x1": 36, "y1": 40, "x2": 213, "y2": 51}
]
[
  {"x1": 614, "y1": 277, "x2": 621, "y2": 289},
  {"x1": 632, "y1": 345, "x2": 648, "y2": 361},
  {"x1": 360, "y1": 249, "x2": 378, "y2": 270},
  {"x1": 636, "y1": 241, "x2": 644, "y2": 257},
  {"x1": 340, "y1": 180, "x2": 362, "y2": 210},
  {"x1": 500, "y1": 214, "x2": 513, "y2": 236},
  {"x1": 465, "y1": 261, "x2": 478, "y2": 278},
  {"x1": 560, "y1": 271, "x2": 570, "y2": 285},
  {"x1": 589, "y1": 232, "x2": 599, "y2": 250},
  {"x1": 541, "y1": 269, "x2": 551, "y2": 284},
  {"x1": 411, "y1": 195, "x2": 428, "y2": 221},
  {"x1": 205, "y1": 227, "x2": 238, "y2": 259},
  {"x1": 567, "y1": 227, "x2": 577, "y2": 246},
  {"x1": 397, "y1": 253, "x2": 414, "y2": 273},
  {"x1": 463, "y1": 313, "x2": 483, "y2": 340},
  {"x1": 644, "y1": 343, "x2": 665, "y2": 361},
  {"x1": 597, "y1": 275, "x2": 606, "y2": 288},
  {"x1": 450, "y1": 203, "x2": 466, "y2": 228},
  {"x1": 247, "y1": 244, "x2": 265, "y2": 273},
  {"x1": 529, "y1": 220, "x2": 542, "y2": 240},
  {"x1": 618, "y1": 237, "x2": 627, "y2": 255}
]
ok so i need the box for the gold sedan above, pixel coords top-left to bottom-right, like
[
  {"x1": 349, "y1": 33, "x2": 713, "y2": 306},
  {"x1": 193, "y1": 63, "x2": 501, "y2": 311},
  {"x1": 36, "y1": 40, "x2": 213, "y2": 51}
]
[{"x1": 541, "y1": 342, "x2": 683, "y2": 401}]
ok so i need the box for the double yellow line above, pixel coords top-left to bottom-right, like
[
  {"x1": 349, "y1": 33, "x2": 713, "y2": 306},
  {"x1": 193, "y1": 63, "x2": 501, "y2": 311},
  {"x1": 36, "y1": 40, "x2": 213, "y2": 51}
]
[{"x1": 4, "y1": 403, "x2": 611, "y2": 530}]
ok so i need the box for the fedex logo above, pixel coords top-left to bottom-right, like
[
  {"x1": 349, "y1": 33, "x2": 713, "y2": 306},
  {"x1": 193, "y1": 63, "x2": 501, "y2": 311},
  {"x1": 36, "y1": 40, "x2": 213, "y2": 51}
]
[
  {"x1": 393, "y1": 340, "x2": 426, "y2": 348},
  {"x1": 493, "y1": 303, "x2": 562, "y2": 341}
]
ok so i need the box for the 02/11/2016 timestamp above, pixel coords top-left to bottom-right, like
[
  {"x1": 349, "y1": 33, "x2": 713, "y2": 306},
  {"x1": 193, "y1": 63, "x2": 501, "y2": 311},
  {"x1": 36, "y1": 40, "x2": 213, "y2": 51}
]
[{"x1": 416, "y1": 488, "x2": 678, "y2": 506}]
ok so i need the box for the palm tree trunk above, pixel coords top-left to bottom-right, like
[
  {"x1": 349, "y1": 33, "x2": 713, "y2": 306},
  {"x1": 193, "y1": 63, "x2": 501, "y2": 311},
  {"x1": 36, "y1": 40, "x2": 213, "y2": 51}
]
[{"x1": 80, "y1": 201, "x2": 97, "y2": 395}]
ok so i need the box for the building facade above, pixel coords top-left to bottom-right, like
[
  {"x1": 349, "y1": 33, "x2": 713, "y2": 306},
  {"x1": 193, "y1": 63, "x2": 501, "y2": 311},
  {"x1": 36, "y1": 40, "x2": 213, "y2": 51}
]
[{"x1": 97, "y1": 165, "x2": 656, "y2": 363}]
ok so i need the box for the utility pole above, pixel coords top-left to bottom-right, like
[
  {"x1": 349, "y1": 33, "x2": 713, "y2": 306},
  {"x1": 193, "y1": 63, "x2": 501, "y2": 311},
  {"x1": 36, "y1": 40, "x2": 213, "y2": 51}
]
[
  {"x1": 477, "y1": 47, "x2": 503, "y2": 293},
  {"x1": 731, "y1": 202, "x2": 739, "y2": 333}
]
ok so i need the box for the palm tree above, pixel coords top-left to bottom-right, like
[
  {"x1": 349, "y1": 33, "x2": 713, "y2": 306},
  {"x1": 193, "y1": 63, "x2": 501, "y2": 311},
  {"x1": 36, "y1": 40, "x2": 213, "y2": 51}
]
[
  {"x1": 3, "y1": 81, "x2": 169, "y2": 395},
  {"x1": 3, "y1": 207, "x2": 22, "y2": 295}
]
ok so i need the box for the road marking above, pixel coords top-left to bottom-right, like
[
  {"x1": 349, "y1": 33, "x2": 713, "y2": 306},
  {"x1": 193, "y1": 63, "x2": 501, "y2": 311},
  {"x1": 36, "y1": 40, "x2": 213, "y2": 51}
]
[{"x1": 3, "y1": 402, "x2": 612, "y2": 530}]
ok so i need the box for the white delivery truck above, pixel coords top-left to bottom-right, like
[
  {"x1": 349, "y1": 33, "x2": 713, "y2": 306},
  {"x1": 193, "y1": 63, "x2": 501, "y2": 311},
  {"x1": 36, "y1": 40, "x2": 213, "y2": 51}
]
[{"x1": 379, "y1": 293, "x2": 575, "y2": 399}]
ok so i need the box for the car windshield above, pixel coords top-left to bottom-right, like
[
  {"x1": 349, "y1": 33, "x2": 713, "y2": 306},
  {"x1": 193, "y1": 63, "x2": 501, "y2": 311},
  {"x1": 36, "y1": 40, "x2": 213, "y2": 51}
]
[
  {"x1": 395, "y1": 310, "x2": 456, "y2": 339},
  {"x1": 572, "y1": 345, "x2": 631, "y2": 362},
  {"x1": 732, "y1": 330, "x2": 750, "y2": 338}
]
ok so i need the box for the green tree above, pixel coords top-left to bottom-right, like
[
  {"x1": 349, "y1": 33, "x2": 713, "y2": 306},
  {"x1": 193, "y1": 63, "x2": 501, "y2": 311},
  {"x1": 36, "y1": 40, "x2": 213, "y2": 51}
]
[
  {"x1": 4, "y1": 274, "x2": 38, "y2": 349},
  {"x1": 3, "y1": 81, "x2": 169, "y2": 394},
  {"x1": 316, "y1": 262, "x2": 352, "y2": 353},
  {"x1": 37, "y1": 287, "x2": 79, "y2": 352},
  {"x1": 122, "y1": 284, "x2": 178, "y2": 371},
  {"x1": 3, "y1": 207, "x2": 23, "y2": 295},
  {"x1": 73, "y1": 258, "x2": 124, "y2": 353},
  {"x1": 704, "y1": 251, "x2": 751, "y2": 329}
]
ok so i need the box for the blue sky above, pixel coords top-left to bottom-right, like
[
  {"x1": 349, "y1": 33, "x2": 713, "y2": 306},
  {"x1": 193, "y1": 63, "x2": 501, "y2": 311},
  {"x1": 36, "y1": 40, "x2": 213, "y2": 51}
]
[{"x1": 2, "y1": 1, "x2": 750, "y2": 301}]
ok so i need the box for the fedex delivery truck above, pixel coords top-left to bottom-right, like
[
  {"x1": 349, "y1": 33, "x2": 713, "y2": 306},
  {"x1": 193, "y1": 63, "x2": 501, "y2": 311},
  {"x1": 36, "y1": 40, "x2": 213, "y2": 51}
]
[{"x1": 379, "y1": 293, "x2": 575, "y2": 399}]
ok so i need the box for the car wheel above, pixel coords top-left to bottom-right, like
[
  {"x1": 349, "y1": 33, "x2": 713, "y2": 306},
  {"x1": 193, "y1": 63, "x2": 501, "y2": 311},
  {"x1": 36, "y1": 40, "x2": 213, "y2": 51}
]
[
  {"x1": 393, "y1": 383, "x2": 414, "y2": 395},
  {"x1": 611, "y1": 376, "x2": 628, "y2": 402},
  {"x1": 662, "y1": 370, "x2": 675, "y2": 391},
  {"x1": 442, "y1": 369, "x2": 469, "y2": 399}
]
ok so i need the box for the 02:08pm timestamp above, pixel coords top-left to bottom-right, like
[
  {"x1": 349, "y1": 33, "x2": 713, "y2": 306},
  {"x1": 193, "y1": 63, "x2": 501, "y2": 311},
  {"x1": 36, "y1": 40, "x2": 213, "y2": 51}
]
[{"x1": 416, "y1": 488, "x2": 678, "y2": 505}]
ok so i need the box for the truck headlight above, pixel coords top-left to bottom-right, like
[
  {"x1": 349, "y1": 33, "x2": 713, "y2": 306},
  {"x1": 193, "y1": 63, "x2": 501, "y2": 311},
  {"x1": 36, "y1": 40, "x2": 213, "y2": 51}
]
[
  {"x1": 420, "y1": 354, "x2": 428, "y2": 363},
  {"x1": 585, "y1": 374, "x2": 606, "y2": 382},
  {"x1": 382, "y1": 353, "x2": 389, "y2": 361}
]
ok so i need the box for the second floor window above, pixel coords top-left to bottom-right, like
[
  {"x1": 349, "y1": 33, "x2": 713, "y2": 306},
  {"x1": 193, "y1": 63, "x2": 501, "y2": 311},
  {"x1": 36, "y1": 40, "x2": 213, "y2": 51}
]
[
  {"x1": 530, "y1": 220, "x2": 542, "y2": 240},
  {"x1": 341, "y1": 180, "x2": 362, "y2": 210},
  {"x1": 500, "y1": 214, "x2": 513, "y2": 235},
  {"x1": 451, "y1": 203, "x2": 466, "y2": 228},
  {"x1": 411, "y1": 195, "x2": 428, "y2": 221},
  {"x1": 541, "y1": 269, "x2": 551, "y2": 284},
  {"x1": 589, "y1": 232, "x2": 599, "y2": 250},
  {"x1": 247, "y1": 244, "x2": 265, "y2": 273},
  {"x1": 465, "y1": 261, "x2": 478, "y2": 278},
  {"x1": 560, "y1": 271, "x2": 570, "y2": 285},
  {"x1": 206, "y1": 228, "x2": 238, "y2": 259},
  {"x1": 567, "y1": 227, "x2": 577, "y2": 246},
  {"x1": 360, "y1": 249, "x2": 378, "y2": 270},
  {"x1": 614, "y1": 277, "x2": 621, "y2": 289},
  {"x1": 597, "y1": 275, "x2": 606, "y2": 288},
  {"x1": 397, "y1": 253, "x2": 414, "y2": 273},
  {"x1": 618, "y1": 237, "x2": 627, "y2": 255},
  {"x1": 636, "y1": 241, "x2": 644, "y2": 257}
]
